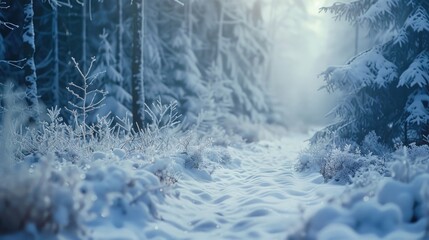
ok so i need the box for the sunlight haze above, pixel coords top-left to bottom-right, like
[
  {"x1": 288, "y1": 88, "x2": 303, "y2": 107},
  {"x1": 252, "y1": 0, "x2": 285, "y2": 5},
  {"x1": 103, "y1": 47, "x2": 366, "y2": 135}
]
[{"x1": 268, "y1": 0, "x2": 355, "y2": 132}]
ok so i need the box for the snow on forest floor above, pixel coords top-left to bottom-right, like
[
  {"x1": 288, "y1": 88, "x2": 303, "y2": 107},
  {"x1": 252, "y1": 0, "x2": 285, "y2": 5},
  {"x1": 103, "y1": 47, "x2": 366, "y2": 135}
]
[{"x1": 91, "y1": 132, "x2": 345, "y2": 239}]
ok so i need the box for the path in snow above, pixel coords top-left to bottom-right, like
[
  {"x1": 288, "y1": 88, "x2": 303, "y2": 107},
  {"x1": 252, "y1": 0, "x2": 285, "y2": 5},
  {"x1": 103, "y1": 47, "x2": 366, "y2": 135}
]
[{"x1": 140, "y1": 133, "x2": 345, "y2": 239}]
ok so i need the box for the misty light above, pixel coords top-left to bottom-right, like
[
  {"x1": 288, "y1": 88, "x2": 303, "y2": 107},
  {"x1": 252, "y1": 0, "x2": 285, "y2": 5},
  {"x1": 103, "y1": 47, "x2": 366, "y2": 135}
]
[{"x1": 268, "y1": 0, "x2": 356, "y2": 131}]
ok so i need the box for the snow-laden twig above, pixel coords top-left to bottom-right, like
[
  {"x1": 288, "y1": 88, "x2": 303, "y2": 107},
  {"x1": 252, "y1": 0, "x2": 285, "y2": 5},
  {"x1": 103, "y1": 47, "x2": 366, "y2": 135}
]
[
  {"x1": 0, "y1": 20, "x2": 18, "y2": 30},
  {"x1": 0, "y1": 59, "x2": 27, "y2": 69},
  {"x1": 173, "y1": 0, "x2": 184, "y2": 6},
  {"x1": 130, "y1": 0, "x2": 183, "y2": 6},
  {"x1": 144, "y1": 98, "x2": 181, "y2": 132},
  {"x1": 0, "y1": 0, "x2": 9, "y2": 9},
  {"x1": 0, "y1": 0, "x2": 17, "y2": 29},
  {"x1": 66, "y1": 57, "x2": 107, "y2": 143},
  {"x1": 46, "y1": 0, "x2": 73, "y2": 8}
]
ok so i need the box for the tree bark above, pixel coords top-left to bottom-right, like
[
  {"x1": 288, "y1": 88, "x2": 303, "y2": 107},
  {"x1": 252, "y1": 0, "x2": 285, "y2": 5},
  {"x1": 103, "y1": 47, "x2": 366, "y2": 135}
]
[
  {"x1": 117, "y1": 0, "x2": 124, "y2": 78},
  {"x1": 186, "y1": 0, "x2": 193, "y2": 76},
  {"x1": 131, "y1": 0, "x2": 145, "y2": 130},
  {"x1": 82, "y1": 0, "x2": 87, "y2": 70},
  {"x1": 22, "y1": 0, "x2": 39, "y2": 122},
  {"x1": 52, "y1": 3, "x2": 60, "y2": 106},
  {"x1": 216, "y1": 1, "x2": 224, "y2": 72}
]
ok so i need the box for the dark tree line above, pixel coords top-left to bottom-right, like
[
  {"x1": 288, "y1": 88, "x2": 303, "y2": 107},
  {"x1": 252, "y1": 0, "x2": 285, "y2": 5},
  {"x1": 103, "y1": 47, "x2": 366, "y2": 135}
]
[{"x1": 0, "y1": 0, "x2": 279, "y2": 134}]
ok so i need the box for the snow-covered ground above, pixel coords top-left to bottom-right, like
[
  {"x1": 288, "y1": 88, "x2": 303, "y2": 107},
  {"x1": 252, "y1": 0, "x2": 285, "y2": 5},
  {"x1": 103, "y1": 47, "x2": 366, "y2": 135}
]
[
  {"x1": 89, "y1": 133, "x2": 344, "y2": 239},
  {"x1": 6, "y1": 126, "x2": 424, "y2": 240},
  {"x1": 3, "y1": 130, "x2": 429, "y2": 239}
]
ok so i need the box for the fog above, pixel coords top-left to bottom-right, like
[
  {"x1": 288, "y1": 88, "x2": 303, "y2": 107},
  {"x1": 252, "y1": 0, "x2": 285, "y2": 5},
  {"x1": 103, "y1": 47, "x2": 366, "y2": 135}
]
[{"x1": 267, "y1": 0, "x2": 361, "y2": 131}]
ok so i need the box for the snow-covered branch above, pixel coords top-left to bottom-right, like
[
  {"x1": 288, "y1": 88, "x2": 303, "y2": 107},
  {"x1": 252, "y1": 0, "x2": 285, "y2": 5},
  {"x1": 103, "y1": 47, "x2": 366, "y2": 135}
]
[
  {"x1": 173, "y1": 0, "x2": 184, "y2": 7},
  {"x1": 67, "y1": 57, "x2": 107, "y2": 142},
  {"x1": 0, "y1": 20, "x2": 18, "y2": 30},
  {"x1": 0, "y1": 59, "x2": 27, "y2": 69},
  {"x1": 0, "y1": 0, "x2": 9, "y2": 9}
]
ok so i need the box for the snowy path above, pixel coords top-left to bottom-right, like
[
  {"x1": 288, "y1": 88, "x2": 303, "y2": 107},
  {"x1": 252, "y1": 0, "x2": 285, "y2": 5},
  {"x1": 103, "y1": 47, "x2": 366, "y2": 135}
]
[{"x1": 141, "y1": 133, "x2": 345, "y2": 239}]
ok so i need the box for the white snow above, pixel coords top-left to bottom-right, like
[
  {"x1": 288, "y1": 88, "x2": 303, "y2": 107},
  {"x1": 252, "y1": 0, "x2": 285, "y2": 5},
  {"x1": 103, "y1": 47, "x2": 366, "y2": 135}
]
[
  {"x1": 5, "y1": 132, "x2": 429, "y2": 239},
  {"x1": 86, "y1": 132, "x2": 345, "y2": 239},
  {"x1": 294, "y1": 173, "x2": 429, "y2": 240}
]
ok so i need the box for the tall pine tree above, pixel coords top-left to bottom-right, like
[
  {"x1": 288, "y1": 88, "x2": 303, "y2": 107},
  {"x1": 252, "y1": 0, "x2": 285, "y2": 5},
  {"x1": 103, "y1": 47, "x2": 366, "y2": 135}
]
[{"x1": 316, "y1": 0, "x2": 429, "y2": 146}]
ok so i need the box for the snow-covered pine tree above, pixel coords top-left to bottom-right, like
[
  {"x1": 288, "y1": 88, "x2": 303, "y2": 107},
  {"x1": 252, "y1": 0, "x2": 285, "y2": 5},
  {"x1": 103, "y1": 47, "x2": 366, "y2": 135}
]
[
  {"x1": 140, "y1": 0, "x2": 172, "y2": 121},
  {"x1": 33, "y1": 0, "x2": 62, "y2": 108},
  {"x1": 316, "y1": 0, "x2": 429, "y2": 146},
  {"x1": 192, "y1": 0, "x2": 274, "y2": 126},
  {"x1": 158, "y1": 0, "x2": 205, "y2": 126},
  {"x1": 216, "y1": 0, "x2": 273, "y2": 123},
  {"x1": 91, "y1": 29, "x2": 131, "y2": 122}
]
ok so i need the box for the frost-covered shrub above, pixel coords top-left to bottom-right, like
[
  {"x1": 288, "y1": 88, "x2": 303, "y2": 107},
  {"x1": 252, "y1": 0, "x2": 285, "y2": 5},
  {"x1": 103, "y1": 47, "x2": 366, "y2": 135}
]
[
  {"x1": 81, "y1": 164, "x2": 164, "y2": 227},
  {"x1": 16, "y1": 107, "x2": 126, "y2": 164},
  {"x1": 17, "y1": 107, "x2": 80, "y2": 161},
  {"x1": 361, "y1": 131, "x2": 391, "y2": 156},
  {"x1": 298, "y1": 129, "x2": 361, "y2": 171},
  {"x1": 0, "y1": 88, "x2": 83, "y2": 236},
  {"x1": 0, "y1": 85, "x2": 224, "y2": 239},
  {"x1": 126, "y1": 99, "x2": 188, "y2": 157},
  {"x1": 297, "y1": 137, "x2": 384, "y2": 184},
  {"x1": 351, "y1": 163, "x2": 386, "y2": 189},
  {"x1": 320, "y1": 145, "x2": 359, "y2": 182},
  {"x1": 298, "y1": 130, "x2": 392, "y2": 184},
  {"x1": 291, "y1": 141, "x2": 429, "y2": 239},
  {"x1": 391, "y1": 144, "x2": 429, "y2": 183},
  {"x1": 295, "y1": 138, "x2": 330, "y2": 172},
  {"x1": 0, "y1": 161, "x2": 83, "y2": 236},
  {"x1": 12, "y1": 95, "x2": 212, "y2": 172},
  {"x1": 321, "y1": 145, "x2": 380, "y2": 184},
  {"x1": 289, "y1": 174, "x2": 429, "y2": 240},
  {"x1": 0, "y1": 157, "x2": 168, "y2": 238}
]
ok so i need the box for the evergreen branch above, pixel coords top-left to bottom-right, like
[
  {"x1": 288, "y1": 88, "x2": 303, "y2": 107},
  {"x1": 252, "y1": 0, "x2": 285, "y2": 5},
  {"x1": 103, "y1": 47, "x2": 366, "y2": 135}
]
[{"x1": 320, "y1": 0, "x2": 372, "y2": 22}]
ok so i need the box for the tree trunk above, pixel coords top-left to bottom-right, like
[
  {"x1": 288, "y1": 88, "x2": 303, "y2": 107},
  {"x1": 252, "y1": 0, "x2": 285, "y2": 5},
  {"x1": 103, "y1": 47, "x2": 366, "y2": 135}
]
[
  {"x1": 131, "y1": 0, "x2": 145, "y2": 130},
  {"x1": 216, "y1": 1, "x2": 224, "y2": 72},
  {"x1": 404, "y1": 121, "x2": 408, "y2": 146},
  {"x1": 186, "y1": 0, "x2": 193, "y2": 75},
  {"x1": 117, "y1": 0, "x2": 124, "y2": 78},
  {"x1": 52, "y1": 3, "x2": 60, "y2": 106},
  {"x1": 22, "y1": 0, "x2": 39, "y2": 122},
  {"x1": 82, "y1": 0, "x2": 87, "y2": 70}
]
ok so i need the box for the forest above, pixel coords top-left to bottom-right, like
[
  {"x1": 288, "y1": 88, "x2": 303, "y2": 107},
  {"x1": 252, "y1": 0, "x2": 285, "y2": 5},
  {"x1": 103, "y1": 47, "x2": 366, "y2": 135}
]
[
  {"x1": 1, "y1": 0, "x2": 429, "y2": 239},
  {"x1": 1, "y1": 0, "x2": 279, "y2": 136}
]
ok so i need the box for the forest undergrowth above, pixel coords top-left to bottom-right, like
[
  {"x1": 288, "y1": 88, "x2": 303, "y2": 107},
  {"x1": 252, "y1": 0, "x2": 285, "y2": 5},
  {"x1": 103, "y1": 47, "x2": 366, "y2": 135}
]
[
  {"x1": 293, "y1": 131, "x2": 429, "y2": 239},
  {"x1": 0, "y1": 76, "x2": 232, "y2": 238}
]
